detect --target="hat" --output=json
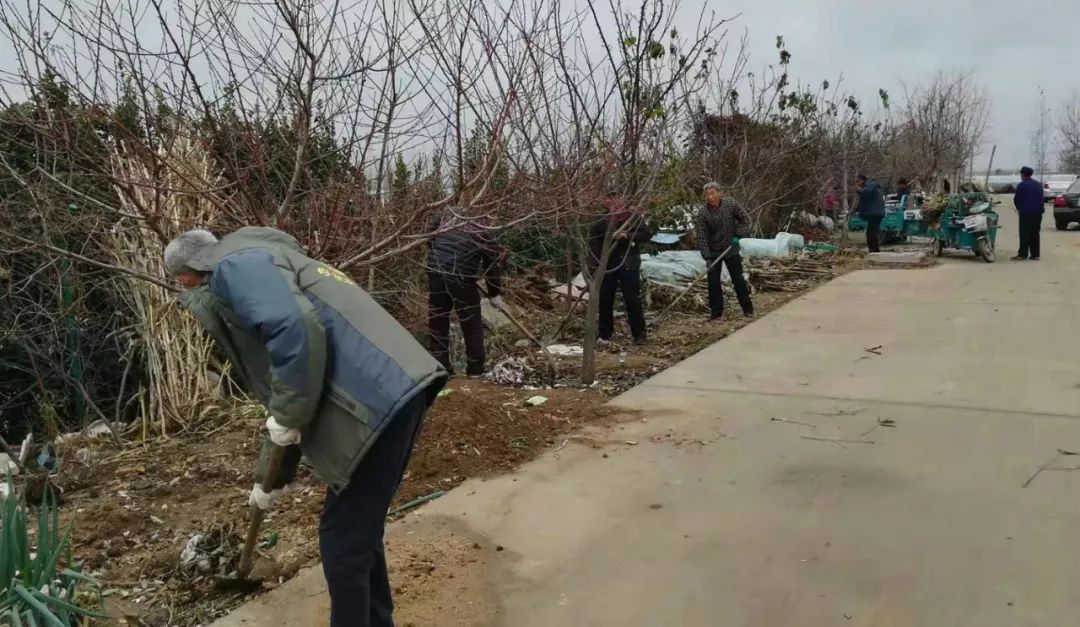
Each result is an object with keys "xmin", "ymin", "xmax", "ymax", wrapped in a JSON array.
[{"xmin": 1020, "ymin": 166, "xmax": 1034, "ymax": 176}]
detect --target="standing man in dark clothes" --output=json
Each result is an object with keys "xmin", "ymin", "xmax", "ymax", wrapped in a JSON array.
[
  {"xmin": 1013, "ymin": 166, "xmax": 1044, "ymax": 261},
  {"xmin": 588, "ymin": 198, "xmax": 651, "ymax": 344},
  {"xmin": 896, "ymin": 178, "xmax": 912, "ymax": 209},
  {"xmin": 694, "ymin": 182, "xmax": 753, "ymax": 321},
  {"xmin": 855, "ymin": 174, "xmax": 886, "ymax": 252},
  {"xmin": 426, "ymin": 192, "xmax": 506, "ymax": 377}
]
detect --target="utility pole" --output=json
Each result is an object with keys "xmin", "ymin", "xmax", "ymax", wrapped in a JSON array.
[{"xmin": 984, "ymin": 144, "xmax": 997, "ymax": 191}]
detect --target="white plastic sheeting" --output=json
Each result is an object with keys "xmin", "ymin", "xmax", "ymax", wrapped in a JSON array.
[
  {"xmin": 640, "ymin": 251, "xmax": 737, "ymax": 284},
  {"xmin": 737, "ymin": 232, "xmax": 805, "ymax": 258},
  {"xmin": 640, "ymin": 251, "xmax": 708, "ymax": 283}
]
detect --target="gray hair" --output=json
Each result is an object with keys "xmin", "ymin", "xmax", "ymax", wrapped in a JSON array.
[
  {"xmin": 164, "ymin": 229, "xmax": 218, "ymax": 276},
  {"xmin": 703, "ymin": 181, "xmax": 721, "ymax": 194}
]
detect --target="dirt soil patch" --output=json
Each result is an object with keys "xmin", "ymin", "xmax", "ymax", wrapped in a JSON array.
[
  {"xmin": 53, "ymin": 383, "xmax": 618, "ymax": 626},
  {"xmin": 40, "ymin": 248, "xmax": 875, "ymax": 626}
]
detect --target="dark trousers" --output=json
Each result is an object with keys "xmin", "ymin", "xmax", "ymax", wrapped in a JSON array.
[
  {"xmin": 706, "ymin": 254, "xmax": 753, "ymax": 318},
  {"xmin": 428, "ymin": 273, "xmax": 484, "ymax": 376},
  {"xmin": 1017, "ymin": 212, "xmax": 1042, "ymax": 259},
  {"xmin": 598, "ymin": 262, "xmax": 646, "ymax": 341},
  {"xmin": 865, "ymin": 215, "xmax": 883, "ymax": 253},
  {"xmin": 320, "ymin": 394, "xmax": 427, "ymax": 627}
]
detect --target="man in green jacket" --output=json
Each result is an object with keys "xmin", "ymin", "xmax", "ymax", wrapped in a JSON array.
[{"xmin": 164, "ymin": 227, "xmax": 447, "ymax": 627}]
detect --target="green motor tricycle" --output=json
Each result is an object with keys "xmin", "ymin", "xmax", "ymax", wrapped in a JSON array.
[{"xmin": 927, "ymin": 193, "xmax": 999, "ymax": 263}]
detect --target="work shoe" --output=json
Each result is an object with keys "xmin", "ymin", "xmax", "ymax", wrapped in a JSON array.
[
  {"xmin": 743, "ymin": 309, "xmax": 755, "ymax": 319},
  {"xmin": 632, "ymin": 336, "xmax": 648, "ymax": 346},
  {"xmin": 1010, "ymin": 255, "xmax": 1027, "ymax": 261},
  {"xmin": 1031, "ymin": 257, "xmax": 1040, "ymax": 261}
]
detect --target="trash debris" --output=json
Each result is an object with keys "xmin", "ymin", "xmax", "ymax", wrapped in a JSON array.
[
  {"xmin": 259, "ymin": 532, "xmax": 279, "ymax": 549},
  {"xmin": 544, "ymin": 344, "xmax": 583, "ymax": 357},
  {"xmin": 487, "ymin": 357, "xmax": 534, "ymax": 386},
  {"xmin": 36, "ymin": 444, "xmax": 57, "ymax": 473},
  {"xmin": 179, "ymin": 529, "xmax": 243, "ymax": 577},
  {"xmin": 549, "ymin": 274, "xmax": 589, "ymax": 302},
  {"xmin": 85, "ymin": 419, "xmax": 115, "ymax": 439},
  {"xmin": 0, "ymin": 453, "xmax": 19, "ymax": 476},
  {"xmin": 525, "ymin": 396, "xmax": 549, "ymax": 407},
  {"xmin": 179, "ymin": 534, "xmax": 205, "ymax": 568},
  {"xmin": 793, "ymin": 211, "xmax": 837, "ymax": 232},
  {"xmin": 437, "ymin": 388, "xmax": 453, "ymax": 398}
]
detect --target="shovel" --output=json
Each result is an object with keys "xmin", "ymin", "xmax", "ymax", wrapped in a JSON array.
[{"xmin": 215, "ymin": 442, "xmax": 286, "ymax": 591}]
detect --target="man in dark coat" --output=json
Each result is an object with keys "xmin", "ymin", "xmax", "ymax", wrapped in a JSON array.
[
  {"xmin": 694, "ymin": 182, "xmax": 753, "ymax": 320},
  {"xmin": 1013, "ymin": 166, "xmax": 1044, "ymax": 261},
  {"xmin": 426, "ymin": 196, "xmax": 506, "ymax": 377},
  {"xmin": 855, "ymin": 174, "xmax": 886, "ymax": 252},
  {"xmin": 165, "ymin": 227, "xmax": 447, "ymax": 627},
  {"xmin": 588, "ymin": 198, "xmax": 651, "ymax": 343}
]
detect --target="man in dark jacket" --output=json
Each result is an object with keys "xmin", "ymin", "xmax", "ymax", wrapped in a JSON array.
[
  {"xmin": 165, "ymin": 227, "xmax": 447, "ymax": 627},
  {"xmin": 426, "ymin": 197, "xmax": 505, "ymax": 377},
  {"xmin": 855, "ymin": 174, "xmax": 886, "ymax": 252},
  {"xmin": 1013, "ymin": 166, "xmax": 1044, "ymax": 260},
  {"xmin": 588, "ymin": 198, "xmax": 651, "ymax": 343},
  {"xmin": 694, "ymin": 182, "xmax": 753, "ymax": 320}
]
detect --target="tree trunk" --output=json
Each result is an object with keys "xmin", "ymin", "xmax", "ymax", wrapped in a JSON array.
[{"xmin": 580, "ymin": 219, "xmax": 618, "ymax": 385}]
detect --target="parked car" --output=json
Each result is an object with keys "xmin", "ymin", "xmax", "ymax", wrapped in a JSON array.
[
  {"xmin": 1045, "ymin": 174, "xmax": 1079, "ymax": 202},
  {"xmin": 1052, "ymin": 179, "xmax": 1080, "ymax": 230}
]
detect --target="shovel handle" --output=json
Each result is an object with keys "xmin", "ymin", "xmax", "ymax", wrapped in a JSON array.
[{"xmin": 237, "ymin": 443, "xmax": 287, "ymax": 579}]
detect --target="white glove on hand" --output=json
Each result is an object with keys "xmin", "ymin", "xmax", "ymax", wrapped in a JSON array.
[
  {"xmin": 248, "ymin": 484, "xmax": 283, "ymax": 511},
  {"xmin": 489, "ymin": 295, "xmax": 506, "ymax": 310},
  {"xmin": 265, "ymin": 416, "xmax": 301, "ymax": 447}
]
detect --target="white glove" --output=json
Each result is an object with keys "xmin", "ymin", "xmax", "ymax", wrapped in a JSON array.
[
  {"xmin": 489, "ymin": 295, "xmax": 506, "ymax": 310},
  {"xmin": 265, "ymin": 416, "xmax": 301, "ymax": 447},
  {"xmin": 248, "ymin": 484, "xmax": 283, "ymax": 510}
]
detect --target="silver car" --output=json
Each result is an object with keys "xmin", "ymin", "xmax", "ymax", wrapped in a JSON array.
[{"xmin": 1045, "ymin": 174, "xmax": 1079, "ymax": 202}]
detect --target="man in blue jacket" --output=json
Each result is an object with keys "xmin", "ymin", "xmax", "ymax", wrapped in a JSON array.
[
  {"xmin": 855, "ymin": 175, "xmax": 886, "ymax": 252},
  {"xmin": 1013, "ymin": 166, "xmax": 1044, "ymax": 260}
]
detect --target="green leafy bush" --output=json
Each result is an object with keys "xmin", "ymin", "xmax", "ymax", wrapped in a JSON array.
[{"xmin": 0, "ymin": 481, "xmax": 105, "ymax": 626}]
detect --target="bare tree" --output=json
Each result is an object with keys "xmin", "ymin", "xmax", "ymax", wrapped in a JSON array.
[
  {"xmin": 1030, "ymin": 86, "xmax": 1051, "ymax": 176},
  {"xmin": 1059, "ymin": 91, "xmax": 1080, "ymax": 173},
  {"xmin": 898, "ymin": 71, "xmax": 990, "ymax": 192}
]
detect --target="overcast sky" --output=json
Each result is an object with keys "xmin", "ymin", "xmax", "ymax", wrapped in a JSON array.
[
  {"xmin": 2, "ymin": 0, "xmax": 1076, "ymax": 172},
  {"xmin": 688, "ymin": 0, "xmax": 1079, "ymax": 171}
]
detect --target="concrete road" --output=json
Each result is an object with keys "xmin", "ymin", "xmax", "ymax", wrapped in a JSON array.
[{"xmin": 213, "ymin": 205, "xmax": 1080, "ymax": 627}]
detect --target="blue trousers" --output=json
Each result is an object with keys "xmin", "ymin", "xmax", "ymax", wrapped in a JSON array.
[{"xmin": 320, "ymin": 395, "xmax": 427, "ymax": 627}]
